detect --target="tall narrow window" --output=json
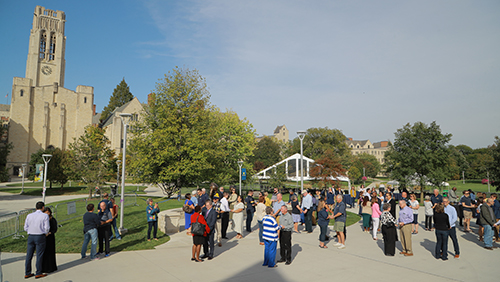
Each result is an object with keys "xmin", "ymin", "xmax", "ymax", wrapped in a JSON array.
[
  {"xmin": 84, "ymin": 97, "xmax": 87, "ymax": 103},
  {"xmin": 20, "ymin": 90, "xmax": 24, "ymax": 97},
  {"xmin": 39, "ymin": 32, "xmax": 47, "ymax": 59},
  {"xmin": 49, "ymin": 33, "xmax": 56, "ymax": 60}
]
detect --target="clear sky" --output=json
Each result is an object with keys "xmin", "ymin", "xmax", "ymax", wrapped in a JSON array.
[{"xmin": 1, "ymin": 1, "xmax": 499, "ymax": 149}]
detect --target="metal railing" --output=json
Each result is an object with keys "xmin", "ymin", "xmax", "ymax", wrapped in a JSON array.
[{"xmin": 0, "ymin": 193, "xmax": 137, "ymax": 240}]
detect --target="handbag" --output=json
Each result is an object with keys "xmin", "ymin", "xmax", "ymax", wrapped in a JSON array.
[
  {"xmin": 182, "ymin": 204, "xmax": 193, "ymax": 213},
  {"xmin": 191, "ymin": 214, "xmax": 206, "ymax": 236}
]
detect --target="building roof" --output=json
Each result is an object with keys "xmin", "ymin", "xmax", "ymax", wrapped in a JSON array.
[
  {"xmin": 346, "ymin": 140, "xmax": 369, "ymax": 147},
  {"xmin": 101, "ymin": 99, "xmax": 135, "ymax": 128},
  {"xmin": 92, "ymin": 112, "xmax": 102, "ymax": 126},
  {"xmin": 0, "ymin": 104, "xmax": 10, "ymax": 112},
  {"xmin": 274, "ymin": 125, "xmax": 286, "ymax": 134}
]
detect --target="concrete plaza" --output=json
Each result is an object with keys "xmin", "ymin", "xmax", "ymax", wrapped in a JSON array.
[{"xmin": 1, "ymin": 202, "xmax": 498, "ymax": 282}]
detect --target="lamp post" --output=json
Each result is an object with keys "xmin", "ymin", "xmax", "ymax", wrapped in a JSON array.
[
  {"xmin": 363, "ymin": 167, "xmax": 366, "ymax": 186},
  {"xmin": 238, "ymin": 160, "xmax": 243, "ymax": 195},
  {"xmin": 42, "ymin": 154, "xmax": 52, "ymax": 203},
  {"xmin": 116, "ymin": 160, "xmax": 121, "ymax": 197},
  {"xmin": 118, "ymin": 113, "xmax": 132, "ymax": 234},
  {"xmin": 297, "ymin": 130, "xmax": 306, "ymax": 193},
  {"xmin": 21, "ymin": 163, "xmax": 27, "ymax": 194}
]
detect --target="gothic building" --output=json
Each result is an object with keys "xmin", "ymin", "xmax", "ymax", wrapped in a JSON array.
[{"xmin": 8, "ymin": 6, "xmax": 94, "ymax": 175}]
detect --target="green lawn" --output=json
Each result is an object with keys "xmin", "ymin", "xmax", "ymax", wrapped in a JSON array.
[
  {"xmin": 329, "ymin": 211, "xmax": 360, "ymax": 227},
  {"xmin": 0, "ymin": 196, "xmax": 183, "ymax": 253},
  {"xmin": 446, "ymin": 179, "xmax": 497, "ymax": 194},
  {"xmin": 0, "ymin": 185, "xmax": 147, "ymax": 196}
]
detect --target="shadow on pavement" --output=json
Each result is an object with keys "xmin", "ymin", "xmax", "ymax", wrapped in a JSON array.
[
  {"xmin": 0, "ymin": 254, "xmax": 25, "ymax": 265},
  {"xmin": 420, "ymin": 238, "xmax": 435, "ymax": 255}
]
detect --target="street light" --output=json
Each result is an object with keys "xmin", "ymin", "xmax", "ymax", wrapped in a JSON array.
[
  {"xmin": 21, "ymin": 163, "xmax": 27, "ymax": 194},
  {"xmin": 238, "ymin": 160, "xmax": 243, "ymax": 195},
  {"xmin": 118, "ymin": 113, "xmax": 132, "ymax": 234},
  {"xmin": 42, "ymin": 154, "xmax": 52, "ymax": 203},
  {"xmin": 116, "ymin": 160, "xmax": 122, "ymax": 197},
  {"xmin": 297, "ymin": 130, "xmax": 306, "ymax": 193}
]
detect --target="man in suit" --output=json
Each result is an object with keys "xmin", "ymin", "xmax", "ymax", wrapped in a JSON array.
[
  {"xmin": 384, "ymin": 192, "xmax": 397, "ymax": 219},
  {"xmin": 202, "ymin": 200, "xmax": 217, "ymax": 260}
]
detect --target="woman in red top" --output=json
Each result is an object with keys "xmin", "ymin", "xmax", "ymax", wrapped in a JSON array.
[{"xmin": 191, "ymin": 206, "xmax": 210, "ymax": 262}]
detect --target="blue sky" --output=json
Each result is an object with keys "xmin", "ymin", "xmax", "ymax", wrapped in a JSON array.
[{"xmin": 1, "ymin": 1, "xmax": 499, "ymax": 149}]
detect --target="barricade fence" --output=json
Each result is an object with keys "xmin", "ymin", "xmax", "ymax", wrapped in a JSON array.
[{"xmin": 0, "ymin": 193, "xmax": 137, "ymax": 240}]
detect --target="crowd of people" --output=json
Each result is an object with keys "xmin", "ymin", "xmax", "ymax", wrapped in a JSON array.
[
  {"xmin": 181, "ymin": 184, "xmax": 500, "ymax": 267},
  {"xmin": 22, "ymin": 184, "xmax": 500, "ymax": 278}
]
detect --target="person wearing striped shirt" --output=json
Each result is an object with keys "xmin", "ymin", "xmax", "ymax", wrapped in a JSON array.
[{"xmin": 262, "ymin": 206, "xmax": 281, "ymax": 268}]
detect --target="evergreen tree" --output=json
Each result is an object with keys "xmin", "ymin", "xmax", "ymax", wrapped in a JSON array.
[{"xmin": 100, "ymin": 78, "xmax": 134, "ymax": 123}]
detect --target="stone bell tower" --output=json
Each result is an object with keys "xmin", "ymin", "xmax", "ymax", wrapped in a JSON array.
[
  {"xmin": 25, "ymin": 6, "xmax": 66, "ymax": 87},
  {"xmin": 8, "ymin": 6, "xmax": 94, "ymax": 176}
]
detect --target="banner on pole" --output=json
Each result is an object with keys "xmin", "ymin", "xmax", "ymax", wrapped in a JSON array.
[{"xmin": 241, "ymin": 168, "xmax": 247, "ymax": 181}]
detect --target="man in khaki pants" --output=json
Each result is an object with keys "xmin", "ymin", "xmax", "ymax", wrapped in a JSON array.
[{"xmin": 398, "ymin": 200, "xmax": 414, "ymax": 256}]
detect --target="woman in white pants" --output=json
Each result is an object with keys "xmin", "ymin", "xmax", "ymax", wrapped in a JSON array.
[{"xmin": 371, "ymin": 197, "xmax": 382, "ymax": 240}]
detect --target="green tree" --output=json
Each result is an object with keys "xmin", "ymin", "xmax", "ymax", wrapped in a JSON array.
[
  {"xmin": 309, "ymin": 149, "xmax": 347, "ymax": 189},
  {"xmin": 28, "ymin": 147, "xmax": 70, "ymax": 188},
  {"xmin": 205, "ymin": 109, "xmax": 256, "ymax": 185},
  {"xmin": 384, "ymin": 121, "xmax": 452, "ymax": 203},
  {"xmin": 490, "ymin": 137, "xmax": 500, "ymax": 191},
  {"xmin": 250, "ymin": 136, "xmax": 281, "ymax": 171},
  {"xmin": 128, "ymin": 67, "xmax": 212, "ymax": 197},
  {"xmin": 268, "ymin": 164, "xmax": 287, "ymax": 189},
  {"xmin": 288, "ymin": 127, "xmax": 349, "ymax": 160},
  {"xmin": 0, "ymin": 125, "xmax": 13, "ymax": 182},
  {"xmin": 352, "ymin": 153, "xmax": 381, "ymax": 179},
  {"xmin": 100, "ymin": 78, "xmax": 134, "ymax": 123},
  {"xmin": 348, "ymin": 166, "xmax": 361, "ymax": 184},
  {"xmin": 67, "ymin": 126, "xmax": 115, "ymax": 197},
  {"xmin": 448, "ymin": 145, "xmax": 469, "ymax": 180}
]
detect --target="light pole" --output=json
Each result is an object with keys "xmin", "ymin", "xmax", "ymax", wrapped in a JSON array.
[
  {"xmin": 21, "ymin": 163, "xmax": 27, "ymax": 194},
  {"xmin": 238, "ymin": 160, "xmax": 243, "ymax": 195},
  {"xmin": 116, "ymin": 160, "xmax": 121, "ymax": 197},
  {"xmin": 363, "ymin": 167, "xmax": 366, "ymax": 186},
  {"xmin": 118, "ymin": 113, "xmax": 132, "ymax": 234},
  {"xmin": 42, "ymin": 154, "xmax": 52, "ymax": 203},
  {"xmin": 297, "ymin": 130, "xmax": 306, "ymax": 193}
]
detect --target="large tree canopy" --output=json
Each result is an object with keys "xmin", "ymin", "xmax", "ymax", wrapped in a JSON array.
[
  {"xmin": 100, "ymin": 78, "xmax": 134, "ymax": 123},
  {"xmin": 385, "ymin": 121, "xmax": 452, "ymax": 201},
  {"xmin": 288, "ymin": 127, "xmax": 349, "ymax": 160},
  {"xmin": 250, "ymin": 136, "xmax": 281, "ymax": 171},
  {"xmin": 128, "ymin": 67, "xmax": 255, "ymax": 196}
]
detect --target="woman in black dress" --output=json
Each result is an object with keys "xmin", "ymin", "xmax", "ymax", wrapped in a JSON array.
[
  {"xmin": 381, "ymin": 203, "xmax": 397, "ymax": 256},
  {"xmin": 42, "ymin": 207, "xmax": 58, "ymax": 273}
]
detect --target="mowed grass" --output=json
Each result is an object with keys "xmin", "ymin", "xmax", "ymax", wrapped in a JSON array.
[
  {"xmin": 0, "ymin": 185, "xmax": 147, "ymax": 196},
  {"xmin": 0, "ymin": 196, "xmax": 183, "ymax": 253},
  {"xmin": 446, "ymin": 179, "xmax": 497, "ymax": 194}
]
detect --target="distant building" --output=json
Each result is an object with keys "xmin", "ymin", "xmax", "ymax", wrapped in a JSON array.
[
  {"xmin": 7, "ymin": 6, "xmax": 94, "ymax": 176},
  {"xmin": 346, "ymin": 138, "xmax": 389, "ymax": 164},
  {"xmin": 256, "ymin": 124, "xmax": 289, "ymax": 143},
  {"xmin": 100, "ymin": 97, "xmax": 144, "ymax": 156},
  {"xmin": 273, "ymin": 125, "xmax": 289, "ymax": 143}
]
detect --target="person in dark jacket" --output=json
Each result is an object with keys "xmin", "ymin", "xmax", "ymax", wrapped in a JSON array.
[
  {"xmin": 81, "ymin": 204, "xmax": 101, "ymax": 260},
  {"xmin": 433, "ymin": 203, "xmax": 450, "ymax": 260},
  {"xmin": 97, "ymin": 202, "xmax": 114, "ymax": 257},
  {"xmin": 201, "ymin": 201, "xmax": 217, "ymax": 260},
  {"xmin": 481, "ymin": 198, "xmax": 498, "ymax": 250},
  {"xmin": 42, "ymin": 207, "xmax": 58, "ymax": 273}
]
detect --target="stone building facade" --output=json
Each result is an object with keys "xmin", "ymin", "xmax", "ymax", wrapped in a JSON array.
[
  {"xmin": 7, "ymin": 6, "xmax": 94, "ymax": 175},
  {"xmin": 273, "ymin": 125, "xmax": 289, "ymax": 143},
  {"xmin": 101, "ymin": 97, "xmax": 144, "ymax": 156},
  {"xmin": 346, "ymin": 138, "xmax": 389, "ymax": 164}
]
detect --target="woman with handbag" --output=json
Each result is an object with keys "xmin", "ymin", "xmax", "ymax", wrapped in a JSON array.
[
  {"xmin": 381, "ymin": 203, "xmax": 397, "ymax": 256},
  {"xmin": 184, "ymin": 193, "xmax": 195, "ymax": 235},
  {"xmin": 191, "ymin": 206, "xmax": 210, "ymax": 262}
]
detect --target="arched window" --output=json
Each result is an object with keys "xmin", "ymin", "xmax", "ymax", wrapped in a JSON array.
[
  {"xmin": 20, "ymin": 90, "xmax": 24, "ymax": 97},
  {"xmin": 39, "ymin": 31, "xmax": 47, "ymax": 59},
  {"xmin": 357, "ymin": 145, "xmax": 359, "ymax": 148},
  {"xmin": 49, "ymin": 33, "xmax": 56, "ymax": 60}
]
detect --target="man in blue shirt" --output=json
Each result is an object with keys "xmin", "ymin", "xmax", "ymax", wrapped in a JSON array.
[
  {"xmin": 273, "ymin": 193, "xmax": 285, "ymax": 224},
  {"xmin": 333, "ymin": 195, "xmax": 346, "ymax": 249},
  {"xmin": 490, "ymin": 193, "xmax": 500, "ymax": 242},
  {"xmin": 301, "ymin": 190, "xmax": 313, "ymax": 233},
  {"xmin": 460, "ymin": 190, "xmax": 475, "ymax": 232},
  {"xmin": 443, "ymin": 197, "xmax": 460, "ymax": 258},
  {"xmin": 81, "ymin": 203, "xmax": 101, "ymax": 260},
  {"xmin": 431, "ymin": 189, "xmax": 443, "ymax": 209},
  {"xmin": 398, "ymin": 200, "xmax": 414, "ymax": 256}
]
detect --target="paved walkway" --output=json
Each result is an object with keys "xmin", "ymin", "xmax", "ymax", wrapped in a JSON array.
[{"xmin": 1, "ymin": 204, "xmax": 498, "ymax": 282}]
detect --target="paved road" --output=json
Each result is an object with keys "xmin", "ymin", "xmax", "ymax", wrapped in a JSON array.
[{"xmin": 1, "ymin": 204, "xmax": 498, "ymax": 282}]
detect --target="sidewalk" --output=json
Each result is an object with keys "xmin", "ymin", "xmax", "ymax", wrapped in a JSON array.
[{"xmin": 1, "ymin": 206, "xmax": 497, "ymax": 282}]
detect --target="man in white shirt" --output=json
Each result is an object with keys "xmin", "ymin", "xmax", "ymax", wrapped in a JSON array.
[
  {"xmin": 220, "ymin": 192, "xmax": 230, "ymax": 239},
  {"xmin": 24, "ymin": 201, "xmax": 50, "ymax": 279},
  {"xmin": 301, "ymin": 190, "xmax": 313, "ymax": 233}
]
